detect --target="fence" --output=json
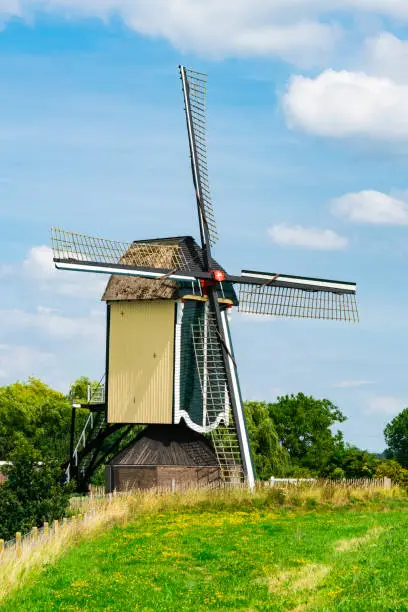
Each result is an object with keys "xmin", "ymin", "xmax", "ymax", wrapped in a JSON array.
[
  {"xmin": 0, "ymin": 510, "xmax": 96, "ymax": 564},
  {"xmin": 269, "ymin": 477, "xmax": 393, "ymax": 489}
]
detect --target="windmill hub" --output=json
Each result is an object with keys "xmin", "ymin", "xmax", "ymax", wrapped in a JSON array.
[{"xmin": 212, "ymin": 270, "xmax": 226, "ymax": 282}]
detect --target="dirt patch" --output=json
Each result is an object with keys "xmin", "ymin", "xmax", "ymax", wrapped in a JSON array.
[
  {"xmin": 268, "ymin": 564, "xmax": 330, "ymax": 593},
  {"xmin": 335, "ymin": 527, "xmax": 384, "ymax": 552}
]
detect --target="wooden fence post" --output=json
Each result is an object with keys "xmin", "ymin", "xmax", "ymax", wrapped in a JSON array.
[
  {"xmin": 16, "ymin": 532, "xmax": 22, "ymax": 558},
  {"xmin": 0, "ymin": 539, "xmax": 4, "ymax": 558},
  {"xmin": 54, "ymin": 520, "xmax": 59, "ymax": 536},
  {"xmin": 44, "ymin": 521, "xmax": 49, "ymax": 536},
  {"xmin": 32, "ymin": 526, "xmax": 38, "ymax": 541}
]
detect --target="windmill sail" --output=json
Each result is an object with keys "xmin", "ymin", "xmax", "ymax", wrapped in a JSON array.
[
  {"xmin": 238, "ymin": 270, "xmax": 358, "ymax": 322},
  {"xmin": 50, "ymin": 228, "xmax": 196, "ymax": 281},
  {"xmin": 211, "ymin": 412, "xmax": 245, "ymax": 484},
  {"xmin": 191, "ymin": 306, "xmax": 246, "ymax": 483},
  {"xmin": 191, "ymin": 306, "xmax": 231, "ymax": 430},
  {"xmin": 180, "ymin": 66, "xmax": 218, "ymax": 248}
]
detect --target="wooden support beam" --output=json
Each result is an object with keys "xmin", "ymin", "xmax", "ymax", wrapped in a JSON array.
[
  {"xmin": 182, "ymin": 295, "xmax": 233, "ymax": 306},
  {"xmin": 182, "ymin": 294, "xmax": 208, "ymax": 302}
]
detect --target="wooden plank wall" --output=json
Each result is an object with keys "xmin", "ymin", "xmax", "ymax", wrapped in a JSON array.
[{"xmin": 107, "ymin": 301, "xmax": 175, "ymax": 424}]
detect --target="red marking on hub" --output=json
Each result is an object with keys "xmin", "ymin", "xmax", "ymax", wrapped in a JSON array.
[{"xmin": 211, "ymin": 270, "xmax": 225, "ymax": 282}]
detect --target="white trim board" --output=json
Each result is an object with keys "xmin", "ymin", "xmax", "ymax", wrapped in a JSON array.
[
  {"xmin": 221, "ymin": 310, "xmax": 255, "ymax": 489},
  {"xmin": 241, "ymin": 272, "xmax": 356, "ymax": 293},
  {"xmin": 55, "ymin": 262, "xmax": 196, "ymax": 282}
]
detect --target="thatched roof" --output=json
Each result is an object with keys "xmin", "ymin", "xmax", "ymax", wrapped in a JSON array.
[
  {"xmin": 109, "ymin": 424, "xmax": 219, "ymax": 467},
  {"xmin": 102, "ymin": 236, "xmax": 223, "ymax": 302},
  {"xmin": 102, "ymin": 276, "xmax": 178, "ymax": 301}
]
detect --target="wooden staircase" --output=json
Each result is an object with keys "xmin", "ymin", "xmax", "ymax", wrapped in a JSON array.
[{"xmin": 65, "ymin": 381, "xmax": 135, "ymax": 492}]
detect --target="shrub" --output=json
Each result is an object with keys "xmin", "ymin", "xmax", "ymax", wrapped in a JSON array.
[{"xmin": 375, "ymin": 459, "xmax": 408, "ymax": 490}]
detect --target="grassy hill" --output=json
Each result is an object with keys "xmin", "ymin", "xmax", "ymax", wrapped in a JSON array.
[{"xmin": 2, "ymin": 487, "xmax": 408, "ymax": 611}]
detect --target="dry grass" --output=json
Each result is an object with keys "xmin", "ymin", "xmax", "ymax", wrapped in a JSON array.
[
  {"xmin": 335, "ymin": 526, "xmax": 385, "ymax": 552},
  {"xmin": 268, "ymin": 564, "xmax": 330, "ymax": 593},
  {"xmin": 70, "ymin": 481, "xmax": 404, "ymax": 528}
]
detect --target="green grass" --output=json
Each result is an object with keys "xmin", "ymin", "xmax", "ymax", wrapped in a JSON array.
[{"xmin": 3, "ymin": 494, "xmax": 408, "ymax": 611}]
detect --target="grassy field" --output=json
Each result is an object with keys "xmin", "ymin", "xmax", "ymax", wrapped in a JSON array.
[{"xmin": 2, "ymin": 488, "xmax": 408, "ymax": 611}]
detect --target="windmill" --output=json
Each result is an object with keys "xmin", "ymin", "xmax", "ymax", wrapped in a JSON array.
[{"xmin": 51, "ymin": 67, "xmax": 358, "ymax": 491}]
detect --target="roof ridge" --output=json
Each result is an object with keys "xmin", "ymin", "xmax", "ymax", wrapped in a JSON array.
[
  {"xmin": 131, "ymin": 235, "xmax": 197, "ymax": 245},
  {"xmin": 108, "ymin": 425, "xmax": 218, "ymax": 467}
]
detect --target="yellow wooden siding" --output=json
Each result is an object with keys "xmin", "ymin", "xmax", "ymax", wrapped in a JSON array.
[{"xmin": 107, "ymin": 301, "xmax": 175, "ymax": 424}]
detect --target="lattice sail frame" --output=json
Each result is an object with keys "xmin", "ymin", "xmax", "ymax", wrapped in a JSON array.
[
  {"xmin": 50, "ymin": 227, "xmax": 189, "ymax": 271},
  {"xmin": 180, "ymin": 67, "xmax": 218, "ymax": 246},
  {"xmin": 191, "ymin": 309, "xmax": 244, "ymax": 482},
  {"xmin": 238, "ymin": 284, "xmax": 359, "ymax": 322},
  {"xmin": 191, "ymin": 310, "xmax": 230, "ymax": 429}
]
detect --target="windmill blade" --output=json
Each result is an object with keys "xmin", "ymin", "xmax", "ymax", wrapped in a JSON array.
[
  {"xmin": 191, "ymin": 295, "xmax": 255, "ymax": 486},
  {"xmin": 191, "ymin": 306, "xmax": 231, "ymax": 430},
  {"xmin": 180, "ymin": 66, "xmax": 218, "ymax": 248},
  {"xmin": 238, "ymin": 270, "xmax": 358, "ymax": 322},
  {"xmin": 191, "ymin": 306, "xmax": 244, "ymax": 482},
  {"xmin": 50, "ymin": 227, "xmax": 198, "ymax": 282}
]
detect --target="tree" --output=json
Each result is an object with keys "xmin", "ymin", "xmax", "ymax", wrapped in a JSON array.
[
  {"xmin": 0, "ymin": 441, "xmax": 73, "ymax": 540},
  {"xmin": 0, "ymin": 378, "xmax": 70, "ymax": 461},
  {"xmin": 338, "ymin": 446, "xmax": 377, "ymax": 478},
  {"xmin": 69, "ymin": 375, "xmax": 100, "ymax": 404},
  {"xmin": 244, "ymin": 402, "xmax": 289, "ymax": 479},
  {"xmin": 0, "ymin": 378, "xmax": 88, "ymax": 463},
  {"xmin": 267, "ymin": 393, "xmax": 346, "ymax": 476},
  {"xmin": 384, "ymin": 408, "xmax": 408, "ymax": 469}
]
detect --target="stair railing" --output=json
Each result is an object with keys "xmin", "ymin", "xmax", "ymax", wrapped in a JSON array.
[{"xmin": 65, "ymin": 375, "xmax": 106, "ymax": 483}]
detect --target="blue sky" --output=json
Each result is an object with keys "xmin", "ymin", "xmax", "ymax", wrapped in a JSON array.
[{"xmin": 2, "ymin": 2, "xmax": 408, "ymax": 452}]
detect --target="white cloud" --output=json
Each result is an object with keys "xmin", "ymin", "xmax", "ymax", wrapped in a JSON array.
[
  {"xmin": 0, "ymin": 263, "xmax": 13, "ymax": 278},
  {"xmin": 283, "ymin": 69, "xmax": 408, "ymax": 141},
  {"xmin": 333, "ymin": 380, "xmax": 375, "ymax": 388},
  {"xmin": 0, "ymin": 306, "xmax": 105, "ymax": 341},
  {"xmin": 331, "ymin": 190, "xmax": 408, "ymax": 225},
  {"xmin": 22, "ymin": 245, "xmax": 106, "ymax": 298},
  {"xmin": 0, "ymin": 0, "xmax": 22, "ymax": 19},
  {"xmin": 345, "ymin": 0, "xmax": 408, "ymax": 20},
  {"xmin": 0, "ymin": 246, "xmax": 107, "ymax": 388},
  {"xmin": 268, "ymin": 223, "xmax": 348, "ymax": 250},
  {"xmin": 0, "ymin": 1, "xmax": 342, "ymax": 66},
  {"xmin": 23, "ymin": 245, "xmax": 56, "ymax": 280},
  {"xmin": 366, "ymin": 395, "xmax": 406, "ymax": 415},
  {"xmin": 365, "ymin": 33, "xmax": 408, "ymax": 84},
  {"xmin": 0, "ymin": 344, "xmax": 54, "ymax": 382},
  {"xmin": 5, "ymin": 0, "xmax": 408, "ymax": 67}
]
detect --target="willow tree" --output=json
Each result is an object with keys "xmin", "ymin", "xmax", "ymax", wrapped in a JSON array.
[{"xmin": 244, "ymin": 401, "xmax": 289, "ymax": 479}]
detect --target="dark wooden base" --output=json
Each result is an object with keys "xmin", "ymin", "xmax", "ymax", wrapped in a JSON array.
[
  {"xmin": 105, "ymin": 423, "xmax": 221, "ymax": 492},
  {"xmin": 105, "ymin": 465, "xmax": 220, "ymax": 492}
]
